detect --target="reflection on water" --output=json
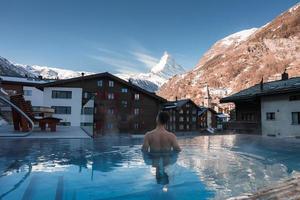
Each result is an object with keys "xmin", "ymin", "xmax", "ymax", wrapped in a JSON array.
[
  {"xmin": 0, "ymin": 135, "xmax": 300, "ymax": 200},
  {"xmin": 142, "ymin": 152, "xmax": 178, "ymax": 185}
]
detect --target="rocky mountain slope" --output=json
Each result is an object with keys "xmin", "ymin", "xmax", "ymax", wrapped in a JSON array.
[{"xmin": 158, "ymin": 2, "xmax": 300, "ymax": 106}]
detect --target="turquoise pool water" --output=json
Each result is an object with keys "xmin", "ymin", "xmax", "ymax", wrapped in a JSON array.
[{"xmin": 0, "ymin": 135, "xmax": 300, "ymax": 200}]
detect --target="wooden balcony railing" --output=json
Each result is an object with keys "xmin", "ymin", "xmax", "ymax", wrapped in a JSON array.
[{"xmin": 223, "ymin": 121, "xmax": 261, "ymax": 134}]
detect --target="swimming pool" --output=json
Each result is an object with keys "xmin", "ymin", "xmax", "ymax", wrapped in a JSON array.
[{"xmin": 0, "ymin": 134, "xmax": 300, "ymax": 200}]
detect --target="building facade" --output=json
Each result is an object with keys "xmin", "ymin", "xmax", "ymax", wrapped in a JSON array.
[
  {"xmin": 261, "ymin": 94, "xmax": 300, "ymax": 137},
  {"xmin": 39, "ymin": 72, "xmax": 166, "ymax": 135},
  {"xmin": 163, "ymin": 99, "xmax": 200, "ymax": 132},
  {"xmin": 198, "ymin": 107, "xmax": 217, "ymax": 129},
  {"xmin": 221, "ymin": 72, "xmax": 300, "ymax": 137}
]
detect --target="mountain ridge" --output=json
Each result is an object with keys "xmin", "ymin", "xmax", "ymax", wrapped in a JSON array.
[
  {"xmin": 158, "ymin": 2, "xmax": 300, "ymax": 107},
  {"xmin": 0, "ymin": 52, "xmax": 185, "ymax": 92}
]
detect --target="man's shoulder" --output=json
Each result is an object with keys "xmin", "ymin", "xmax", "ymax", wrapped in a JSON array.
[
  {"xmin": 166, "ymin": 131, "xmax": 177, "ymax": 138},
  {"xmin": 144, "ymin": 130, "xmax": 154, "ymax": 137}
]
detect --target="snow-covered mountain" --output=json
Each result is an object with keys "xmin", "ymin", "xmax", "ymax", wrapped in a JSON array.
[
  {"xmin": 0, "ymin": 56, "xmax": 93, "ymax": 79},
  {"xmin": 118, "ymin": 52, "xmax": 185, "ymax": 92},
  {"xmin": 0, "ymin": 56, "xmax": 35, "ymax": 77},
  {"xmin": 18, "ymin": 64, "xmax": 93, "ymax": 79},
  {"xmin": 0, "ymin": 51, "xmax": 185, "ymax": 92}
]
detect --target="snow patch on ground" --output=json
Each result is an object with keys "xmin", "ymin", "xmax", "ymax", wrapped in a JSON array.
[{"xmin": 220, "ymin": 28, "xmax": 258, "ymax": 46}]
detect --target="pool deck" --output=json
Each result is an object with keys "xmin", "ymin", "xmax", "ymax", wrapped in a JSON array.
[
  {"xmin": 0, "ymin": 125, "xmax": 91, "ymax": 139},
  {"xmin": 229, "ymin": 173, "xmax": 300, "ymax": 200}
]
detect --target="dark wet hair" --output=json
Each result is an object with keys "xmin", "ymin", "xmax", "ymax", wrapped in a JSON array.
[{"xmin": 157, "ymin": 111, "xmax": 170, "ymax": 125}]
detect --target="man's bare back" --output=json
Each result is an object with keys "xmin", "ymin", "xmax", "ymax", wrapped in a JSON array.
[{"xmin": 142, "ymin": 128, "xmax": 181, "ymax": 152}]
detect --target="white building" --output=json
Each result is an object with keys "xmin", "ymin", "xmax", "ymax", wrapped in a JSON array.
[
  {"xmin": 221, "ymin": 72, "xmax": 300, "ymax": 138},
  {"xmin": 43, "ymin": 87, "xmax": 83, "ymax": 126},
  {"xmin": 261, "ymin": 94, "xmax": 300, "ymax": 137},
  {"xmin": 0, "ymin": 76, "xmax": 90, "ymax": 127}
]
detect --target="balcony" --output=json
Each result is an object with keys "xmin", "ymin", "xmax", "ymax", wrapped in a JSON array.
[{"xmin": 223, "ymin": 121, "xmax": 261, "ymax": 134}]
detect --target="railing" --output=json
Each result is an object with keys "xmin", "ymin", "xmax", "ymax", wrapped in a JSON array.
[
  {"xmin": 223, "ymin": 121, "xmax": 261, "ymax": 134},
  {"xmin": 0, "ymin": 89, "xmax": 35, "ymax": 137}
]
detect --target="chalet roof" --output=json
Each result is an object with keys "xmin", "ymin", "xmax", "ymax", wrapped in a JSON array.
[
  {"xmin": 38, "ymin": 72, "xmax": 166, "ymax": 102},
  {"xmin": 0, "ymin": 76, "xmax": 50, "ymax": 86},
  {"xmin": 163, "ymin": 99, "xmax": 198, "ymax": 110},
  {"xmin": 198, "ymin": 106, "xmax": 217, "ymax": 116},
  {"xmin": 220, "ymin": 77, "xmax": 300, "ymax": 103}
]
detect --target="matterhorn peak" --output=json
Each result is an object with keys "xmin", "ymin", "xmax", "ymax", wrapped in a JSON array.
[{"xmin": 150, "ymin": 51, "xmax": 185, "ymax": 78}]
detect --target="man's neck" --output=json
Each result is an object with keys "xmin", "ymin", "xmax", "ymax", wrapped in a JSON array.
[{"xmin": 156, "ymin": 124, "xmax": 166, "ymax": 131}]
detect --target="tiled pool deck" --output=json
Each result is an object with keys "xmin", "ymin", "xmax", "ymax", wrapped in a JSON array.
[
  {"xmin": 229, "ymin": 173, "xmax": 300, "ymax": 200},
  {"xmin": 0, "ymin": 125, "xmax": 91, "ymax": 138}
]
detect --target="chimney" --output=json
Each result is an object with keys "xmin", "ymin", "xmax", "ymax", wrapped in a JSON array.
[
  {"xmin": 175, "ymin": 96, "xmax": 178, "ymax": 102},
  {"xmin": 81, "ymin": 72, "xmax": 85, "ymax": 77},
  {"xmin": 281, "ymin": 69, "xmax": 289, "ymax": 80},
  {"xmin": 260, "ymin": 77, "xmax": 264, "ymax": 91},
  {"xmin": 38, "ymin": 75, "xmax": 43, "ymax": 80}
]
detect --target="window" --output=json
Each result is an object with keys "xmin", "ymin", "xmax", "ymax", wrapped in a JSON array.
[
  {"xmin": 52, "ymin": 106, "xmax": 71, "ymax": 114},
  {"xmin": 290, "ymin": 95, "xmax": 300, "ymax": 101},
  {"xmin": 179, "ymin": 124, "xmax": 184, "ymax": 130},
  {"xmin": 134, "ymin": 108, "xmax": 140, "ymax": 115},
  {"xmin": 23, "ymin": 90, "xmax": 32, "ymax": 96},
  {"xmin": 186, "ymin": 117, "xmax": 190, "ymax": 122},
  {"xmin": 108, "ymin": 93, "xmax": 114, "ymax": 100},
  {"xmin": 109, "ymin": 80, "xmax": 114, "ymax": 87},
  {"xmin": 97, "ymin": 80, "xmax": 103, "ymax": 87},
  {"xmin": 121, "ymin": 88, "xmax": 128, "ymax": 93},
  {"xmin": 266, "ymin": 112, "xmax": 275, "ymax": 120},
  {"xmin": 52, "ymin": 90, "xmax": 72, "ymax": 99},
  {"xmin": 108, "ymin": 108, "xmax": 114, "ymax": 115},
  {"xmin": 84, "ymin": 92, "xmax": 94, "ymax": 99},
  {"xmin": 186, "ymin": 103, "xmax": 190, "ymax": 108},
  {"xmin": 187, "ymin": 110, "xmax": 190, "ymax": 114},
  {"xmin": 192, "ymin": 116, "xmax": 197, "ymax": 122},
  {"xmin": 241, "ymin": 113, "xmax": 254, "ymax": 121},
  {"xmin": 179, "ymin": 109, "xmax": 183, "ymax": 114},
  {"xmin": 292, "ymin": 112, "xmax": 300, "ymax": 125},
  {"xmin": 186, "ymin": 124, "xmax": 190, "ymax": 130},
  {"xmin": 192, "ymin": 109, "xmax": 197, "ymax": 114},
  {"xmin": 107, "ymin": 123, "xmax": 113, "ymax": 129},
  {"xmin": 134, "ymin": 94, "xmax": 140, "ymax": 100},
  {"xmin": 59, "ymin": 122, "xmax": 71, "ymax": 126},
  {"xmin": 121, "ymin": 100, "xmax": 128, "ymax": 108},
  {"xmin": 179, "ymin": 117, "xmax": 184, "ymax": 122},
  {"xmin": 134, "ymin": 123, "xmax": 139, "ymax": 129},
  {"xmin": 82, "ymin": 107, "xmax": 94, "ymax": 115}
]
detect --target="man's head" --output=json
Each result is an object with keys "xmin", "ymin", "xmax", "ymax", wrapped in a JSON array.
[{"xmin": 157, "ymin": 111, "xmax": 170, "ymax": 126}]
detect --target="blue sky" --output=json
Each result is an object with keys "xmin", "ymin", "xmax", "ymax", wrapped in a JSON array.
[{"xmin": 0, "ymin": 0, "xmax": 299, "ymax": 74}]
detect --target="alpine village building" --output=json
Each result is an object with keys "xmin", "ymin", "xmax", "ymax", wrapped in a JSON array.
[
  {"xmin": 38, "ymin": 72, "xmax": 166, "ymax": 136},
  {"xmin": 220, "ymin": 71, "xmax": 300, "ymax": 137},
  {"xmin": 163, "ymin": 99, "xmax": 200, "ymax": 132},
  {"xmin": 1, "ymin": 73, "xmax": 218, "ymax": 136}
]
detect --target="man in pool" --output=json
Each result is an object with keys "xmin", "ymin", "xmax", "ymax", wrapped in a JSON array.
[{"xmin": 142, "ymin": 111, "xmax": 181, "ymax": 153}]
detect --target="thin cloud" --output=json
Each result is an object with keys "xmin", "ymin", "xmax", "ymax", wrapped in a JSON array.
[
  {"xmin": 88, "ymin": 55, "xmax": 142, "ymax": 74},
  {"xmin": 131, "ymin": 52, "xmax": 159, "ymax": 69},
  {"xmin": 88, "ymin": 44, "xmax": 159, "ymax": 74}
]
